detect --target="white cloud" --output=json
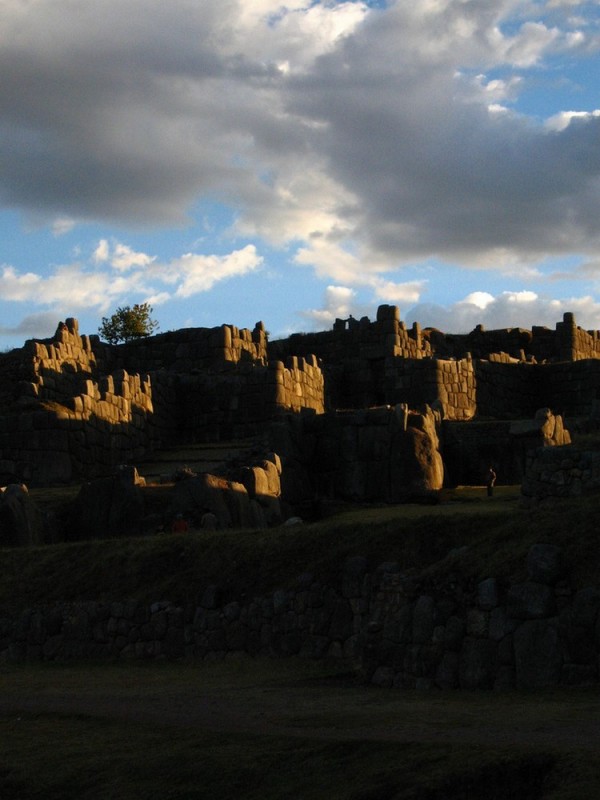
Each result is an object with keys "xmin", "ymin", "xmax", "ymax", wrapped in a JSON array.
[
  {"xmin": 173, "ymin": 245, "xmax": 263, "ymax": 298},
  {"xmin": 0, "ymin": 266, "xmax": 41, "ymax": 301},
  {"xmin": 110, "ymin": 243, "xmax": 156, "ymax": 271},
  {"xmin": 51, "ymin": 217, "xmax": 76, "ymax": 237},
  {"xmin": 461, "ymin": 291, "xmax": 495, "ymax": 310},
  {"xmin": 371, "ymin": 278, "xmax": 426, "ymax": 305},
  {"xmin": 299, "ymin": 285, "xmax": 359, "ymax": 327},
  {"xmin": 545, "ymin": 108, "xmax": 600, "ymax": 131},
  {"xmin": 1, "ymin": 0, "xmax": 600, "ymax": 295},
  {"xmin": 405, "ymin": 289, "xmax": 600, "ymax": 333},
  {"xmin": 0, "ymin": 311, "xmax": 58, "ymax": 339},
  {"xmin": 0, "ymin": 242, "xmax": 263, "ymax": 313}
]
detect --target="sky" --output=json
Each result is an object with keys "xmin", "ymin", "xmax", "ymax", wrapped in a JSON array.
[{"xmin": 2, "ymin": 0, "xmax": 600, "ymax": 348}]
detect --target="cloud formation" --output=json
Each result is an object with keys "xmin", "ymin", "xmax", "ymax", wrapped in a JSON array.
[
  {"xmin": 2, "ymin": 2, "xmax": 599, "ymax": 268},
  {"xmin": 0, "ymin": 241, "xmax": 262, "ymax": 314},
  {"xmin": 405, "ymin": 289, "xmax": 600, "ymax": 334},
  {"xmin": 1, "ymin": 0, "xmax": 600, "ymax": 342}
]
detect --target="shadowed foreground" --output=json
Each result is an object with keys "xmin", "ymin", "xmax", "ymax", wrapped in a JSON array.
[{"xmin": 1, "ymin": 658, "xmax": 599, "ymax": 799}]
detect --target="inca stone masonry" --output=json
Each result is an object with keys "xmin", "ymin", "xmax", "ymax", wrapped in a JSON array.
[{"xmin": 0, "ymin": 306, "xmax": 594, "ymax": 502}]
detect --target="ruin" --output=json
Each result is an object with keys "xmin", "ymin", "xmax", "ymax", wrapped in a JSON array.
[
  {"xmin": 2, "ymin": 308, "xmax": 600, "ymax": 691},
  {"xmin": 0, "ymin": 307, "xmax": 596, "ymax": 518}
]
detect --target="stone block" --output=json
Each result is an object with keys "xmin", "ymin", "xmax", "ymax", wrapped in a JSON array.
[
  {"xmin": 527, "ymin": 543, "xmax": 564, "ymax": 584},
  {"xmin": 478, "ymin": 578, "xmax": 498, "ymax": 610},
  {"xmin": 412, "ymin": 595, "xmax": 435, "ymax": 643},
  {"xmin": 507, "ymin": 581, "xmax": 555, "ymax": 620},
  {"xmin": 513, "ymin": 618, "xmax": 562, "ymax": 689},
  {"xmin": 459, "ymin": 637, "xmax": 497, "ymax": 690},
  {"xmin": 435, "ymin": 651, "xmax": 459, "ymax": 689}
]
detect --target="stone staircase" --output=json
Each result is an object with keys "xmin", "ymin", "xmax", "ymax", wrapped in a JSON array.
[{"xmin": 134, "ymin": 438, "xmax": 260, "ymax": 484}]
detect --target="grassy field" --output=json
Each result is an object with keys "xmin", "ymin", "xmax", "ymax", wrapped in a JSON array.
[
  {"xmin": 2, "ymin": 485, "xmax": 600, "ymax": 613},
  {"xmin": 2, "ymin": 487, "xmax": 600, "ymax": 798},
  {"xmin": 1, "ymin": 658, "xmax": 600, "ymax": 799}
]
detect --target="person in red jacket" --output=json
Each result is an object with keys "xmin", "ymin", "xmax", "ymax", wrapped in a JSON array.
[{"xmin": 171, "ymin": 513, "xmax": 189, "ymax": 533}]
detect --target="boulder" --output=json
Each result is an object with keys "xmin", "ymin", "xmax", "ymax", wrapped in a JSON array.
[
  {"xmin": 459, "ymin": 638, "xmax": 497, "ymax": 690},
  {"xmin": 0, "ymin": 484, "xmax": 45, "ymax": 546},
  {"xmin": 172, "ymin": 473, "xmax": 237, "ymax": 529},
  {"xmin": 506, "ymin": 581, "xmax": 556, "ymax": 619},
  {"xmin": 514, "ymin": 618, "xmax": 562, "ymax": 689},
  {"xmin": 71, "ymin": 467, "xmax": 145, "ymax": 539},
  {"xmin": 526, "ymin": 543, "xmax": 564, "ymax": 585}
]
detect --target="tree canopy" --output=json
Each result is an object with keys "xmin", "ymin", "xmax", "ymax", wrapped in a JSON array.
[{"xmin": 98, "ymin": 303, "xmax": 159, "ymax": 345}]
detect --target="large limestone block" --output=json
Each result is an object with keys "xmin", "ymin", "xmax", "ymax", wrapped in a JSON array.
[
  {"xmin": 506, "ymin": 581, "xmax": 556, "ymax": 619},
  {"xmin": 0, "ymin": 484, "xmax": 45, "ymax": 546},
  {"xmin": 514, "ymin": 618, "xmax": 562, "ymax": 689},
  {"xmin": 71, "ymin": 471, "xmax": 145, "ymax": 540},
  {"xmin": 221, "ymin": 480, "xmax": 253, "ymax": 528},
  {"xmin": 260, "ymin": 459, "xmax": 281, "ymax": 497},
  {"xmin": 172, "ymin": 473, "xmax": 234, "ymax": 529},
  {"xmin": 412, "ymin": 595, "xmax": 435, "ymax": 644},
  {"xmin": 459, "ymin": 637, "xmax": 498, "ymax": 690},
  {"xmin": 239, "ymin": 466, "xmax": 270, "ymax": 499},
  {"xmin": 526, "ymin": 543, "xmax": 564, "ymax": 585},
  {"xmin": 404, "ymin": 427, "xmax": 444, "ymax": 492}
]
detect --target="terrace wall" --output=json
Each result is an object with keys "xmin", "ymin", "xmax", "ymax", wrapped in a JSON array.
[{"xmin": 2, "ymin": 545, "xmax": 598, "ymax": 692}]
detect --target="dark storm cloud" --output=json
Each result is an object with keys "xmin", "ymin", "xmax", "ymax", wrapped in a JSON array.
[
  {"xmin": 284, "ymin": 1, "xmax": 600, "ymax": 265},
  {"xmin": 1, "ymin": 0, "xmax": 599, "ymax": 272}
]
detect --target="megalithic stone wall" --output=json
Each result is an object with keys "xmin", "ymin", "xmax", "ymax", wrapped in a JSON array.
[
  {"xmin": 521, "ymin": 443, "xmax": 600, "ymax": 504},
  {"xmin": 554, "ymin": 311, "xmax": 600, "ymax": 361},
  {"xmin": 0, "ymin": 319, "xmax": 326, "ymax": 484},
  {"xmin": 97, "ymin": 321, "xmax": 269, "ymax": 374},
  {"xmin": 2, "ymin": 544, "xmax": 599, "ymax": 693},
  {"xmin": 269, "ymin": 404, "xmax": 444, "ymax": 505},
  {"xmin": 381, "ymin": 356, "xmax": 476, "ymax": 421}
]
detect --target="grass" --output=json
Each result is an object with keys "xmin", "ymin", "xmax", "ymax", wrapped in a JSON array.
[
  {"xmin": 2, "ymin": 486, "xmax": 600, "ymax": 614},
  {"xmin": 2, "ymin": 488, "xmax": 600, "ymax": 797},
  {"xmin": 0, "ymin": 659, "xmax": 599, "ymax": 799}
]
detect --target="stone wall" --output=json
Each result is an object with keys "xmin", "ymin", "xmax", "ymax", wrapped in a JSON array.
[
  {"xmin": 163, "ymin": 356, "xmax": 323, "ymax": 445},
  {"xmin": 442, "ymin": 410, "xmax": 570, "ymax": 487},
  {"xmin": 521, "ymin": 444, "xmax": 600, "ymax": 505},
  {"xmin": 543, "ymin": 360, "xmax": 600, "ymax": 418},
  {"xmin": 425, "ymin": 312, "xmax": 600, "ymax": 363},
  {"xmin": 363, "ymin": 543, "xmax": 599, "ymax": 691},
  {"xmin": 269, "ymin": 305, "xmax": 432, "ymax": 409},
  {"xmin": 554, "ymin": 312, "xmax": 600, "ymax": 361},
  {"xmin": 474, "ymin": 361, "xmax": 540, "ymax": 419},
  {"xmin": 269, "ymin": 404, "xmax": 444, "ymax": 506},
  {"xmin": 3, "ymin": 309, "xmax": 600, "ymax": 486},
  {"xmin": 0, "ymin": 321, "xmax": 324, "ymax": 484},
  {"xmin": 382, "ymin": 356, "xmax": 476, "ymax": 421},
  {"xmin": 99, "ymin": 321, "xmax": 268, "ymax": 375},
  {"xmin": 2, "ymin": 544, "xmax": 598, "ymax": 692}
]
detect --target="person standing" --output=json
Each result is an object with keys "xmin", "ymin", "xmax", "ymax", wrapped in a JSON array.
[{"xmin": 486, "ymin": 466, "xmax": 497, "ymax": 497}]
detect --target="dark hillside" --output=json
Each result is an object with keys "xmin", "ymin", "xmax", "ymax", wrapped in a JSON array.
[{"xmin": 1, "ymin": 487, "xmax": 598, "ymax": 616}]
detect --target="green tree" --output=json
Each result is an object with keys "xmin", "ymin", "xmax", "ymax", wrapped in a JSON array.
[{"xmin": 98, "ymin": 303, "xmax": 159, "ymax": 345}]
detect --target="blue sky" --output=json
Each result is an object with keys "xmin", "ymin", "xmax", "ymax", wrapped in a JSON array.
[{"xmin": 2, "ymin": 0, "xmax": 600, "ymax": 348}]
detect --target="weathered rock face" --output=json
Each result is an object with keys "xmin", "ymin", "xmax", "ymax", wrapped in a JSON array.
[
  {"xmin": 399, "ymin": 409, "xmax": 444, "ymax": 494},
  {"xmin": 0, "ymin": 484, "xmax": 45, "ymax": 546}
]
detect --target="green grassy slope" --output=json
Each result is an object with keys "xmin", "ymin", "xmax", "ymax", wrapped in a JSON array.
[{"xmin": 2, "ymin": 487, "xmax": 598, "ymax": 614}]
